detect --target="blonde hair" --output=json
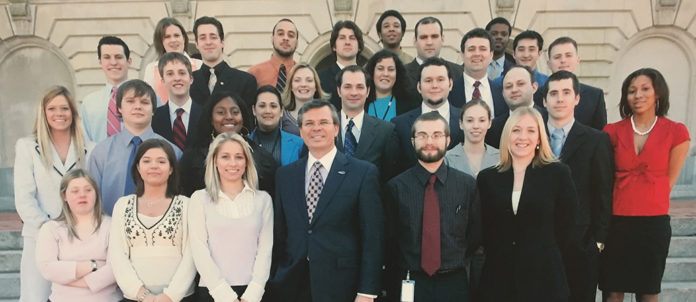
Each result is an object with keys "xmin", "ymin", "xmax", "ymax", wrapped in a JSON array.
[
  {"xmin": 54, "ymin": 169, "xmax": 104, "ymax": 241},
  {"xmin": 33, "ymin": 86, "xmax": 88, "ymax": 169},
  {"xmin": 281, "ymin": 63, "xmax": 329, "ymax": 111},
  {"xmin": 497, "ymin": 107, "xmax": 556, "ymax": 172},
  {"xmin": 204, "ymin": 132, "xmax": 259, "ymax": 202}
]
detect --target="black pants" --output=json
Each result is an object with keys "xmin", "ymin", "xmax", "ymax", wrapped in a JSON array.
[
  {"xmin": 195, "ymin": 285, "xmax": 248, "ymax": 301},
  {"xmin": 410, "ymin": 269, "xmax": 470, "ymax": 302},
  {"xmin": 263, "ymin": 259, "xmax": 312, "ymax": 302},
  {"xmin": 564, "ymin": 226, "xmax": 600, "ymax": 302}
]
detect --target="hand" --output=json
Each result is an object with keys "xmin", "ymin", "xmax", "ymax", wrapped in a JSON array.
[
  {"xmin": 76, "ymin": 261, "xmax": 93, "ymax": 278},
  {"xmin": 66, "ymin": 277, "xmax": 89, "ymax": 288},
  {"xmin": 597, "ymin": 242, "xmax": 605, "ymax": 253},
  {"xmin": 354, "ymin": 295, "xmax": 374, "ymax": 302},
  {"xmin": 153, "ymin": 294, "xmax": 173, "ymax": 302}
]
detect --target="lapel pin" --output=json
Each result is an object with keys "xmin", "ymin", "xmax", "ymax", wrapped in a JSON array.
[{"xmin": 338, "ymin": 171, "xmax": 346, "ymax": 175}]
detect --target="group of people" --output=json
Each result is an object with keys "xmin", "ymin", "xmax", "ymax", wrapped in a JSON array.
[{"xmin": 13, "ymin": 9, "xmax": 691, "ymax": 302}]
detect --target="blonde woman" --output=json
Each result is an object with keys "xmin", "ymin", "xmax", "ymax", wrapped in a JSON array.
[
  {"xmin": 280, "ymin": 63, "xmax": 328, "ymax": 135},
  {"xmin": 14, "ymin": 85, "xmax": 94, "ymax": 301},
  {"xmin": 109, "ymin": 139, "xmax": 196, "ymax": 302},
  {"xmin": 189, "ymin": 132, "xmax": 273, "ymax": 302},
  {"xmin": 35, "ymin": 169, "xmax": 119, "ymax": 301},
  {"xmin": 476, "ymin": 107, "xmax": 578, "ymax": 302},
  {"xmin": 142, "ymin": 17, "xmax": 202, "ymax": 103}
]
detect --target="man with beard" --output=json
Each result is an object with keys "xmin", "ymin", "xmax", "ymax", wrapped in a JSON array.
[
  {"xmin": 384, "ymin": 111, "xmax": 480, "ymax": 302},
  {"xmin": 248, "ymin": 18, "xmax": 298, "ymax": 91},
  {"xmin": 392, "ymin": 57, "xmax": 465, "ymax": 173},
  {"xmin": 376, "ymin": 10, "xmax": 413, "ymax": 64}
]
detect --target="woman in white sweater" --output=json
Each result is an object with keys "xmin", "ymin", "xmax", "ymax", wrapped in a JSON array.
[
  {"xmin": 189, "ymin": 132, "xmax": 273, "ymax": 302},
  {"xmin": 110, "ymin": 139, "xmax": 196, "ymax": 302}
]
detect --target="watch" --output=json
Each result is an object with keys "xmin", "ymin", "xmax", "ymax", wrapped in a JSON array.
[{"xmin": 90, "ymin": 259, "xmax": 98, "ymax": 272}]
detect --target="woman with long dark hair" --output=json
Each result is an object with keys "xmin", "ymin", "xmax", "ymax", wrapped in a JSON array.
[
  {"xmin": 250, "ymin": 85, "xmax": 303, "ymax": 166},
  {"xmin": 364, "ymin": 49, "xmax": 419, "ymax": 121}
]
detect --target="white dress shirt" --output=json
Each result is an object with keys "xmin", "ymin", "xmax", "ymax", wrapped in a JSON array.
[
  {"xmin": 463, "ymin": 72, "xmax": 495, "ymax": 118},
  {"xmin": 167, "ymin": 98, "xmax": 193, "ymax": 132},
  {"xmin": 421, "ymin": 100, "xmax": 451, "ymax": 124},
  {"xmin": 341, "ymin": 110, "xmax": 364, "ymax": 143},
  {"xmin": 305, "ymin": 147, "xmax": 337, "ymax": 192}
]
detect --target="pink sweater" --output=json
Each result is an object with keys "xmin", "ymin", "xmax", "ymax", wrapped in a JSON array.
[{"xmin": 35, "ymin": 217, "xmax": 120, "ymax": 302}]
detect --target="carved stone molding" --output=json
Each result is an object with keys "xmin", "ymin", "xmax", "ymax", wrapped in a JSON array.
[{"xmin": 8, "ymin": 0, "xmax": 30, "ymax": 19}]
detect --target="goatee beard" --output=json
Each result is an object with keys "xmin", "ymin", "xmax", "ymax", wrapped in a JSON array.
[
  {"xmin": 425, "ymin": 98, "xmax": 445, "ymax": 108},
  {"xmin": 274, "ymin": 46, "xmax": 295, "ymax": 58}
]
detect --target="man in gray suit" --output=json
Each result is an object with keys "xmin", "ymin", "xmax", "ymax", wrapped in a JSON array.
[{"xmin": 335, "ymin": 65, "xmax": 399, "ymax": 182}]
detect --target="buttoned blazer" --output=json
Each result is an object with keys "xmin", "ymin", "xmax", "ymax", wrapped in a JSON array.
[
  {"xmin": 391, "ymin": 106, "xmax": 464, "ymax": 174},
  {"xmin": 336, "ymin": 114, "xmax": 399, "ymax": 181},
  {"xmin": 448, "ymin": 77, "xmax": 508, "ymax": 116},
  {"xmin": 476, "ymin": 162, "xmax": 578, "ymax": 301},
  {"xmin": 13, "ymin": 137, "xmax": 94, "ymax": 236},
  {"xmin": 190, "ymin": 61, "xmax": 257, "ymax": 111},
  {"xmin": 152, "ymin": 102, "xmax": 202, "ymax": 150},
  {"xmin": 271, "ymin": 152, "xmax": 384, "ymax": 301}
]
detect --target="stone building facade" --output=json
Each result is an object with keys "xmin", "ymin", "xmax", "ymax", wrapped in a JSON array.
[{"xmin": 0, "ymin": 0, "xmax": 694, "ymax": 208}]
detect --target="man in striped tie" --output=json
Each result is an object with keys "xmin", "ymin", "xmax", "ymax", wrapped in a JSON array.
[
  {"xmin": 152, "ymin": 52, "xmax": 202, "ymax": 151},
  {"xmin": 248, "ymin": 18, "xmax": 298, "ymax": 91}
]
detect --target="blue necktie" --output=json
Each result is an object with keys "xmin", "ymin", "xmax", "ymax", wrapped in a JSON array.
[
  {"xmin": 551, "ymin": 128, "xmax": 564, "ymax": 157},
  {"xmin": 124, "ymin": 136, "xmax": 142, "ymax": 195},
  {"xmin": 344, "ymin": 119, "xmax": 358, "ymax": 158}
]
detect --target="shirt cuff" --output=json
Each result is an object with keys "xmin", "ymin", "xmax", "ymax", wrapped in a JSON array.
[
  {"xmin": 358, "ymin": 293, "xmax": 378, "ymax": 299},
  {"xmin": 209, "ymin": 279, "xmax": 238, "ymax": 301},
  {"xmin": 240, "ymin": 281, "xmax": 265, "ymax": 302}
]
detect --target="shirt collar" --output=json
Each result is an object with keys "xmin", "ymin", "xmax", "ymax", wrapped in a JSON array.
[
  {"xmin": 341, "ymin": 110, "xmax": 365, "ymax": 131},
  {"xmin": 547, "ymin": 118, "xmax": 575, "ymax": 136},
  {"xmin": 271, "ymin": 54, "xmax": 296, "ymax": 68},
  {"xmin": 307, "ymin": 146, "xmax": 338, "ymax": 174},
  {"xmin": 463, "ymin": 72, "xmax": 488, "ymax": 88},
  {"xmin": 115, "ymin": 127, "xmax": 155, "ymax": 147},
  {"xmin": 335, "ymin": 61, "xmax": 346, "ymax": 70},
  {"xmin": 168, "ymin": 98, "xmax": 193, "ymax": 115},
  {"xmin": 413, "ymin": 160, "xmax": 448, "ymax": 185},
  {"xmin": 217, "ymin": 181, "xmax": 255, "ymax": 202},
  {"xmin": 421, "ymin": 100, "xmax": 450, "ymax": 117},
  {"xmin": 491, "ymin": 55, "xmax": 505, "ymax": 67}
]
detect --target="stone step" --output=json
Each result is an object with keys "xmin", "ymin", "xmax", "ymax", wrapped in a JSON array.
[
  {"xmin": 0, "ymin": 273, "xmax": 19, "ymax": 300},
  {"xmin": 663, "ymin": 258, "xmax": 696, "ymax": 282},
  {"xmin": 0, "ymin": 231, "xmax": 21, "ymax": 251},
  {"xmin": 672, "ymin": 217, "xmax": 696, "ymax": 236},
  {"xmin": 0, "ymin": 251, "xmax": 20, "ymax": 273},
  {"xmin": 597, "ymin": 282, "xmax": 696, "ymax": 301},
  {"xmin": 669, "ymin": 236, "xmax": 696, "ymax": 257}
]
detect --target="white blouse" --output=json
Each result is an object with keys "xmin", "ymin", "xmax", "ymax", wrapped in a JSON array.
[
  {"xmin": 188, "ymin": 184, "xmax": 273, "ymax": 302},
  {"xmin": 512, "ymin": 190, "xmax": 521, "ymax": 215}
]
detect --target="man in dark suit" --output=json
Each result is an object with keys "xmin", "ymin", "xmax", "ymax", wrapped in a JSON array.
[
  {"xmin": 449, "ymin": 28, "xmax": 507, "ymax": 116},
  {"xmin": 392, "ymin": 57, "xmax": 464, "ymax": 174},
  {"xmin": 318, "ymin": 20, "xmax": 364, "ymax": 111},
  {"xmin": 152, "ymin": 52, "xmax": 201, "ymax": 150},
  {"xmin": 334, "ymin": 65, "xmax": 398, "ymax": 182},
  {"xmin": 535, "ymin": 36, "xmax": 607, "ymax": 130},
  {"xmin": 190, "ymin": 16, "xmax": 257, "ymax": 110},
  {"xmin": 485, "ymin": 65, "xmax": 544, "ymax": 148},
  {"xmin": 385, "ymin": 111, "xmax": 480, "ymax": 302},
  {"xmin": 404, "ymin": 17, "xmax": 464, "ymax": 91},
  {"xmin": 543, "ymin": 70, "xmax": 613, "ymax": 302},
  {"xmin": 269, "ymin": 100, "xmax": 384, "ymax": 302},
  {"xmin": 485, "ymin": 17, "xmax": 515, "ymax": 80}
]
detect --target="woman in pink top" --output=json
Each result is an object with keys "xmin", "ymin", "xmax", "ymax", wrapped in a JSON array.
[
  {"xmin": 600, "ymin": 68, "xmax": 690, "ymax": 302},
  {"xmin": 189, "ymin": 132, "xmax": 273, "ymax": 302},
  {"xmin": 35, "ymin": 169, "xmax": 120, "ymax": 302}
]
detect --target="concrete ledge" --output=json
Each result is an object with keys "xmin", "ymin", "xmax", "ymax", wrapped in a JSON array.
[
  {"xmin": 0, "ymin": 273, "xmax": 19, "ymax": 300},
  {"xmin": 664, "ymin": 258, "xmax": 696, "ymax": 282},
  {"xmin": 669, "ymin": 236, "xmax": 696, "ymax": 257},
  {"xmin": 0, "ymin": 231, "xmax": 22, "ymax": 250},
  {"xmin": 0, "ymin": 251, "xmax": 20, "ymax": 273}
]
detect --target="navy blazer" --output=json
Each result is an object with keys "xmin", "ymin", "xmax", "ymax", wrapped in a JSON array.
[
  {"xmin": 336, "ymin": 114, "xmax": 399, "ymax": 182},
  {"xmin": 448, "ymin": 76, "xmax": 508, "ymax": 116},
  {"xmin": 535, "ymin": 82, "xmax": 607, "ymax": 130},
  {"xmin": 152, "ymin": 102, "xmax": 202, "ymax": 150},
  {"xmin": 270, "ymin": 152, "xmax": 384, "ymax": 301},
  {"xmin": 318, "ymin": 63, "xmax": 342, "ymax": 111},
  {"xmin": 391, "ymin": 105, "xmax": 464, "ymax": 174}
]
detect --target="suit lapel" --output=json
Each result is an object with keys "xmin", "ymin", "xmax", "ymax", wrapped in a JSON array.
[
  {"xmin": 335, "ymin": 115, "xmax": 344, "ymax": 151},
  {"xmin": 560, "ymin": 123, "xmax": 585, "ymax": 160},
  {"xmin": 292, "ymin": 158, "xmax": 311, "ymax": 224},
  {"xmin": 355, "ymin": 116, "xmax": 377, "ymax": 158},
  {"xmin": 186, "ymin": 102, "xmax": 202, "ymax": 142},
  {"xmin": 162, "ymin": 104, "xmax": 174, "ymax": 140},
  {"xmin": 311, "ymin": 153, "xmax": 349, "ymax": 225}
]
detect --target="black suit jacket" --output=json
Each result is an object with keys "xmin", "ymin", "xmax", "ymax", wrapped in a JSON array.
[
  {"xmin": 391, "ymin": 105, "xmax": 464, "ymax": 174},
  {"xmin": 318, "ymin": 63, "xmax": 343, "ymax": 111},
  {"xmin": 336, "ymin": 114, "xmax": 399, "ymax": 182},
  {"xmin": 404, "ymin": 58, "xmax": 464, "ymax": 91},
  {"xmin": 448, "ymin": 76, "xmax": 507, "ymax": 116},
  {"xmin": 152, "ymin": 102, "xmax": 202, "ymax": 150},
  {"xmin": 270, "ymin": 152, "xmax": 384, "ymax": 301},
  {"xmin": 190, "ymin": 61, "xmax": 257, "ymax": 111},
  {"xmin": 553, "ymin": 122, "xmax": 613, "ymax": 244},
  {"xmin": 484, "ymin": 104, "xmax": 546, "ymax": 148},
  {"xmin": 535, "ymin": 82, "xmax": 607, "ymax": 130},
  {"xmin": 477, "ymin": 162, "xmax": 578, "ymax": 301}
]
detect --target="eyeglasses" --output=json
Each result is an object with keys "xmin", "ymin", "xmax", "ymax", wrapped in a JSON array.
[{"xmin": 413, "ymin": 132, "xmax": 448, "ymax": 141}]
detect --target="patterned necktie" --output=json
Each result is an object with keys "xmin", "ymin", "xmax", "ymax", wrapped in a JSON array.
[
  {"xmin": 306, "ymin": 161, "xmax": 324, "ymax": 223},
  {"xmin": 421, "ymin": 174, "xmax": 441, "ymax": 276},
  {"xmin": 208, "ymin": 67, "xmax": 216, "ymax": 93},
  {"xmin": 472, "ymin": 80, "xmax": 482, "ymax": 100},
  {"xmin": 107, "ymin": 86, "xmax": 121, "ymax": 137},
  {"xmin": 124, "ymin": 136, "xmax": 142, "ymax": 195},
  {"xmin": 276, "ymin": 64, "xmax": 287, "ymax": 92},
  {"xmin": 344, "ymin": 119, "xmax": 358, "ymax": 158},
  {"xmin": 551, "ymin": 128, "xmax": 564, "ymax": 157},
  {"xmin": 173, "ymin": 108, "xmax": 186, "ymax": 150}
]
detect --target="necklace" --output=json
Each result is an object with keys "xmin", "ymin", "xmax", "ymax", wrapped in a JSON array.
[{"xmin": 631, "ymin": 115, "xmax": 657, "ymax": 136}]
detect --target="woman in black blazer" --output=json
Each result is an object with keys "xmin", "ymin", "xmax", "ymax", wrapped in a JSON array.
[{"xmin": 477, "ymin": 107, "xmax": 578, "ymax": 302}]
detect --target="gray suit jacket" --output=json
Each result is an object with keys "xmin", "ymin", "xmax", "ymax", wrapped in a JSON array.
[{"xmin": 445, "ymin": 143, "xmax": 500, "ymax": 178}]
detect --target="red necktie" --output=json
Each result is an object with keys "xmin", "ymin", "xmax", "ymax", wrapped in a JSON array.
[
  {"xmin": 472, "ymin": 80, "xmax": 482, "ymax": 100},
  {"xmin": 173, "ymin": 108, "xmax": 186, "ymax": 150},
  {"xmin": 107, "ymin": 86, "xmax": 121, "ymax": 137},
  {"xmin": 421, "ymin": 174, "xmax": 441, "ymax": 276}
]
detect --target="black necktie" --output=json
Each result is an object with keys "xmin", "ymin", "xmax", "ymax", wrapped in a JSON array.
[{"xmin": 276, "ymin": 64, "xmax": 287, "ymax": 92}]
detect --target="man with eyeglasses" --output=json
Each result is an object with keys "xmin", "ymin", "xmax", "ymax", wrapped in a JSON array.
[{"xmin": 384, "ymin": 111, "xmax": 481, "ymax": 302}]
